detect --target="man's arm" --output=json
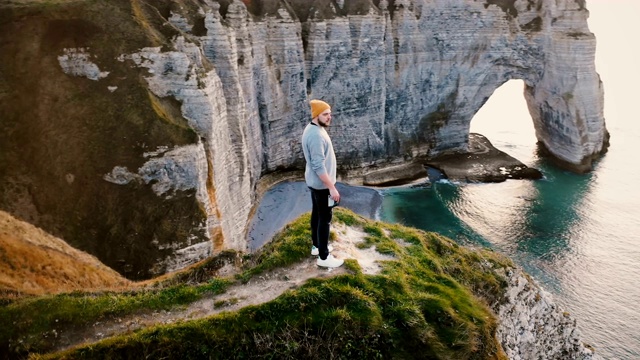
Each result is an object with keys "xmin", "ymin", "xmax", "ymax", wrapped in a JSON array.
[{"xmin": 318, "ymin": 173, "xmax": 340, "ymax": 202}]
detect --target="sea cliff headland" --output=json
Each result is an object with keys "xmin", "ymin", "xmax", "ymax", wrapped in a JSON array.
[{"xmin": 0, "ymin": 0, "xmax": 607, "ymax": 278}]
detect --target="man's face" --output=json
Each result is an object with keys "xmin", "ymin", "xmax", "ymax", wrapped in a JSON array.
[{"xmin": 317, "ymin": 110, "xmax": 332, "ymax": 127}]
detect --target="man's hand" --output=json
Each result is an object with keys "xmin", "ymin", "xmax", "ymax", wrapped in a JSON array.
[
  {"xmin": 329, "ymin": 187, "xmax": 340, "ymax": 203},
  {"xmin": 319, "ymin": 173, "xmax": 340, "ymax": 203}
]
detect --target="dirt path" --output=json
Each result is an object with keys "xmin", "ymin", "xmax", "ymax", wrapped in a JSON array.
[{"xmin": 53, "ymin": 223, "xmax": 394, "ymax": 354}]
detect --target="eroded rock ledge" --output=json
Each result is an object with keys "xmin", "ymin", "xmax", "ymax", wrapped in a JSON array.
[
  {"xmin": 359, "ymin": 133, "xmax": 543, "ymax": 185},
  {"xmin": 426, "ymin": 133, "xmax": 543, "ymax": 183}
]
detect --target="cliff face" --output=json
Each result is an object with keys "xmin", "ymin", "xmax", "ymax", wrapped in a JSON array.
[
  {"xmin": 0, "ymin": 0, "xmax": 607, "ymax": 279},
  {"xmin": 495, "ymin": 267, "xmax": 600, "ymax": 360}
]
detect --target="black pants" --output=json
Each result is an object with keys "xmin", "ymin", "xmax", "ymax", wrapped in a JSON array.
[{"xmin": 309, "ymin": 187, "xmax": 333, "ymax": 260}]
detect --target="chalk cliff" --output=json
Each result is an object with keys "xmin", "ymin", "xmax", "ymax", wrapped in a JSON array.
[
  {"xmin": 495, "ymin": 267, "xmax": 600, "ymax": 359},
  {"xmin": 0, "ymin": 0, "xmax": 607, "ymax": 278}
]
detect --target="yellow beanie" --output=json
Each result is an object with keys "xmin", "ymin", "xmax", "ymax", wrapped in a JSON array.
[{"xmin": 310, "ymin": 99, "xmax": 331, "ymax": 119}]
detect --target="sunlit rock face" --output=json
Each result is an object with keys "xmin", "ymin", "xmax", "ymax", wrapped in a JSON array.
[{"xmin": 0, "ymin": 0, "xmax": 607, "ymax": 279}]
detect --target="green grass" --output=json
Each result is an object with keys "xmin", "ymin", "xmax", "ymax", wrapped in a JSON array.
[
  {"xmin": 0, "ymin": 278, "xmax": 232, "ymax": 357},
  {"xmin": 235, "ymin": 214, "xmax": 316, "ymax": 283},
  {"xmin": 5, "ymin": 208, "xmax": 512, "ymax": 359}
]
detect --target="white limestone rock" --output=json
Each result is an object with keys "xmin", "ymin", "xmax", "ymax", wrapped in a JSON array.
[
  {"xmin": 495, "ymin": 267, "xmax": 601, "ymax": 360},
  {"xmin": 118, "ymin": 33, "xmax": 256, "ymax": 252},
  {"xmin": 104, "ymin": 142, "xmax": 214, "ymax": 275},
  {"xmin": 186, "ymin": 0, "xmax": 605, "ymax": 175},
  {"xmin": 168, "ymin": 11, "xmax": 193, "ymax": 33},
  {"xmin": 103, "ymin": 166, "xmax": 137, "ymax": 186},
  {"xmin": 104, "ymin": 143, "xmax": 208, "ymax": 198},
  {"xmin": 58, "ymin": 48, "xmax": 109, "ymax": 80},
  {"xmin": 138, "ymin": 144, "xmax": 207, "ymax": 198},
  {"xmin": 154, "ymin": 238, "xmax": 213, "ymax": 274}
]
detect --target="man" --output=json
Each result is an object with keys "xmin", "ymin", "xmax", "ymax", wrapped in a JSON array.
[{"xmin": 301, "ymin": 99, "xmax": 344, "ymax": 268}]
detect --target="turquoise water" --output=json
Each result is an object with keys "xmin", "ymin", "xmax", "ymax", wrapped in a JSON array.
[
  {"xmin": 379, "ymin": 3, "xmax": 640, "ymax": 358},
  {"xmin": 380, "ymin": 158, "xmax": 639, "ymax": 359}
]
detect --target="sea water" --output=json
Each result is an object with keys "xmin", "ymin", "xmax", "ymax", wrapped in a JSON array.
[{"xmin": 379, "ymin": 2, "xmax": 640, "ymax": 358}]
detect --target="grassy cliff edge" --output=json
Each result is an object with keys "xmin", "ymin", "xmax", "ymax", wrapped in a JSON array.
[{"xmin": 1, "ymin": 208, "xmax": 513, "ymax": 359}]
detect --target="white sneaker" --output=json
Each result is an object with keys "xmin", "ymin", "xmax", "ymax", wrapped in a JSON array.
[
  {"xmin": 311, "ymin": 244, "xmax": 333, "ymax": 256},
  {"xmin": 317, "ymin": 254, "xmax": 344, "ymax": 268}
]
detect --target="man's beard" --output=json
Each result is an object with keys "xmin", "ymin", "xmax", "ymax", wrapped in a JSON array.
[{"xmin": 318, "ymin": 118, "xmax": 330, "ymax": 127}]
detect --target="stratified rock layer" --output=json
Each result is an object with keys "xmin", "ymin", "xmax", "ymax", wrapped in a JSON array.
[{"xmin": 0, "ymin": 0, "xmax": 607, "ymax": 278}]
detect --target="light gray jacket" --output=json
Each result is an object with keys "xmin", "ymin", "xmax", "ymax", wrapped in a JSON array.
[{"xmin": 301, "ymin": 123, "xmax": 336, "ymax": 189}]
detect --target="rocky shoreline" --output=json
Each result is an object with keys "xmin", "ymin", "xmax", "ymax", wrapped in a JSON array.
[
  {"xmin": 359, "ymin": 133, "xmax": 542, "ymax": 186},
  {"xmin": 426, "ymin": 133, "xmax": 543, "ymax": 183}
]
